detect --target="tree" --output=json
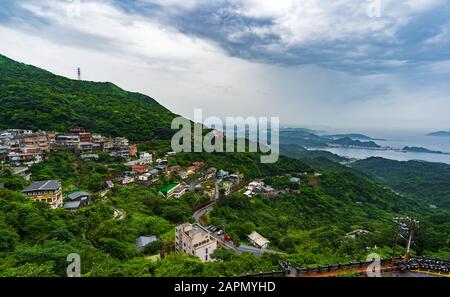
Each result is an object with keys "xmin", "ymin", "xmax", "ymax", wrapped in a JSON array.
[
  {"xmin": 0, "ymin": 225, "xmax": 19, "ymax": 252},
  {"xmin": 1, "ymin": 263, "xmax": 57, "ymax": 277},
  {"xmin": 143, "ymin": 240, "xmax": 164, "ymax": 255}
]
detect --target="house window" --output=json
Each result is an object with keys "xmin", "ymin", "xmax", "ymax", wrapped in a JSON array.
[{"xmin": 205, "ymin": 255, "xmax": 208, "ymax": 261}]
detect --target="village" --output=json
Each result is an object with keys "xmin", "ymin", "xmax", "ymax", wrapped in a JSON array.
[{"xmin": 0, "ymin": 127, "xmax": 319, "ymax": 263}]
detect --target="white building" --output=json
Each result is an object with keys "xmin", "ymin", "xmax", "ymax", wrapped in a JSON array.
[
  {"xmin": 138, "ymin": 172, "xmax": 153, "ymax": 181},
  {"xmin": 11, "ymin": 166, "xmax": 31, "ymax": 181},
  {"xmin": 248, "ymin": 231, "xmax": 270, "ymax": 249},
  {"xmin": 122, "ymin": 176, "xmax": 135, "ymax": 185},
  {"xmin": 247, "ymin": 180, "xmax": 264, "ymax": 191},
  {"xmin": 140, "ymin": 152, "xmax": 152, "ymax": 160},
  {"xmin": 244, "ymin": 190, "xmax": 254, "ymax": 198},
  {"xmin": 175, "ymin": 223, "xmax": 217, "ymax": 262},
  {"xmin": 125, "ymin": 153, "xmax": 153, "ymax": 167}
]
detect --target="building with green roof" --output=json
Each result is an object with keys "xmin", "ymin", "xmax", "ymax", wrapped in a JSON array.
[{"xmin": 158, "ymin": 183, "xmax": 186, "ymax": 198}]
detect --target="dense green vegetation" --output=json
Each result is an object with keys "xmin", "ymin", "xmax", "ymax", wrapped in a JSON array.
[
  {"xmin": 27, "ymin": 150, "xmax": 125, "ymax": 193},
  {"xmin": 0, "ymin": 55, "xmax": 448, "ymax": 277},
  {"xmin": 0, "ymin": 170, "xmax": 283, "ymax": 277},
  {"xmin": 170, "ymin": 152, "xmax": 312, "ymax": 179},
  {"xmin": 0, "ymin": 54, "xmax": 176, "ymax": 141},
  {"xmin": 208, "ymin": 170, "xmax": 450, "ymax": 262},
  {"xmin": 352, "ymin": 157, "xmax": 450, "ymax": 208},
  {"xmin": 4, "ymin": 164, "xmax": 447, "ymax": 277},
  {"xmin": 0, "ymin": 148, "xmax": 308, "ymax": 276},
  {"xmin": 3, "ymin": 147, "xmax": 447, "ymax": 277}
]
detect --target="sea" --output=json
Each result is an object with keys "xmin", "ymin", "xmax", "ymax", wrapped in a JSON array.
[{"xmin": 312, "ymin": 131, "xmax": 450, "ymax": 165}]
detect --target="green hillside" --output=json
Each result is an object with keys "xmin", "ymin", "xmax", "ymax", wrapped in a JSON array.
[
  {"xmin": 0, "ymin": 54, "xmax": 176, "ymax": 141},
  {"xmin": 0, "ymin": 55, "xmax": 448, "ymax": 277},
  {"xmin": 352, "ymin": 157, "xmax": 450, "ymax": 209}
]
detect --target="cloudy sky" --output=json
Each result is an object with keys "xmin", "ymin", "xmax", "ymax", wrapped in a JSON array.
[{"xmin": 1, "ymin": 0, "xmax": 450, "ymax": 132}]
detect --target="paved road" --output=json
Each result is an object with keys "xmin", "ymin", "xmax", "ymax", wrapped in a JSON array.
[
  {"xmin": 192, "ymin": 178, "xmax": 222, "ymax": 224},
  {"xmin": 236, "ymin": 244, "xmax": 283, "ymax": 256},
  {"xmin": 214, "ymin": 179, "xmax": 221, "ymax": 200},
  {"xmin": 193, "ymin": 202, "xmax": 216, "ymax": 224},
  {"xmin": 193, "ymin": 199, "xmax": 282, "ymax": 255}
]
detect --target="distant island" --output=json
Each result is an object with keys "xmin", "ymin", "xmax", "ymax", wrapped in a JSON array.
[
  {"xmin": 402, "ymin": 146, "xmax": 449, "ymax": 155},
  {"xmin": 330, "ymin": 137, "xmax": 381, "ymax": 148},
  {"xmin": 325, "ymin": 133, "xmax": 385, "ymax": 141},
  {"xmin": 427, "ymin": 131, "xmax": 450, "ymax": 137}
]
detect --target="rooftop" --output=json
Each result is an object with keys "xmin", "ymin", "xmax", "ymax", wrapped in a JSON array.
[
  {"xmin": 63, "ymin": 201, "xmax": 82, "ymax": 210},
  {"xmin": 81, "ymin": 154, "xmax": 99, "ymax": 159},
  {"xmin": 67, "ymin": 191, "xmax": 91, "ymax": 201},
  {"xmin": 178, "ymin": 223, "xmax": 210, "ymax": 238},
  {"xmin": 136, "ymin": 236, "xmax": 158, "ymax": 249},
  {"xmin": 248, "ymin": 231, "xmax": 270, "ymax": 248},
  {"xmin": 11, "ymin": 167, "xmax": 28, "ymax": 174},
  {"xmin": 22, "ymin": 180, "xmax": 61, "ymax": 193},
  {"xmin": 159, "ymin": 183, "xmax": 179, "ymax": 193}
]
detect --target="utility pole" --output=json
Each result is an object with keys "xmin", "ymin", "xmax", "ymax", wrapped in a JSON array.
[
  {"xmin": 392, "ymin": 216, "xmax": 419, "ymax": 264},
  {"xmin": 77, "ymin": 67, "xmax": 81, "ymax": 81},
  {"xmin": 404, "ymin": 216, "xmax": 419, "ymax": 263}
]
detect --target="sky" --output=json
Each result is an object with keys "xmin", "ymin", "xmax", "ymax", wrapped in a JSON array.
[{"xmin": 1, "ymin": 0, "xmax": 450, "ymax": 133}]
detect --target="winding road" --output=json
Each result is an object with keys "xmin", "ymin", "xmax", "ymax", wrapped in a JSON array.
[{"xmin": 192, "ymin": 190, "xmax": 282, "ymax": 255}]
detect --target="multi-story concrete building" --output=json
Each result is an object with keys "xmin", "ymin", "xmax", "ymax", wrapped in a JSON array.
[
  {"xmin": 7, "ymin": 147, "xmax": 43, "ymax": 164},
  {"xmin": 113, "ymin": 137, "xmax": 129, "ymax": 147},
  {"xmin": 55, "ymin": 135, "xmax": 80, "ymax": 148},
  {"xmin": 16, "ymin": 132, "xmax": 50, "ymax": 152},
  {"xmin": 22, "ymin": 180, "xmax": 63, "ymax": 209},
  {"xmin": 175, "ymin": 223, "xmax": 217, "ymax": 262}
]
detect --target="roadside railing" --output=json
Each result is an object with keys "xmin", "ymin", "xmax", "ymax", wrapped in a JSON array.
[{"xmin": 241, "ymin": 257, "xmax": 450, "ymax": 277}]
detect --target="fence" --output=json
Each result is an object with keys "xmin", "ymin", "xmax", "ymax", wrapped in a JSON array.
[{"xmin": 242, "ymin": 257, "xmax": 449, "ymax": 277}]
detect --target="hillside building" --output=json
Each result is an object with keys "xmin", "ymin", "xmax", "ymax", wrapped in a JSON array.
[
  {"xmin": 22, "ymin": 180, "xmax": 63, "ymax": 209},
  {"xmin": 175, "ymin": 223, "xmax": 217, "ymax": 262}
]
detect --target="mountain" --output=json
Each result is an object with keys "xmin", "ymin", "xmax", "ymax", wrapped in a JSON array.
[
  {"xmin": 280, "ymin": 128, "xmax": 329, "ymax": 147},
  {"xmin": 402, "ymin": 146, "xmax": 447, "ymax": 155},
  {"xmin": 427, "ymin": 131, "xmax": 450, "ymax": 137},
  {"xmin": 0, "ymin": 54, "xmax": 449, "ymax": 277},
  {"xmin": 279, "ymin": 129, "xmax": 384, "ymax": 149},
  {"xmin": 352, "ymin": 157, "xmax": 450, "ymax": 208},
  {"xmin": 325, "ymin": 133, "xmax": 383, "ymax": 141},
  {"xmin": 330, "ymin": 137, "xmax": 381, "ymax": 148},
  {"xmin": 0, "ymin": 54, "xmax": 177, "ymax": 141}
]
